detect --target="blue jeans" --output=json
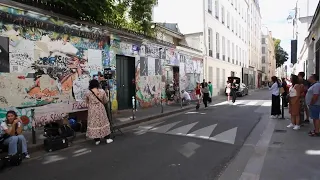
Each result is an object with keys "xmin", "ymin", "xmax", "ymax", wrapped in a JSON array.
[{"xmin": 3, "ymin": 135, "xmax": 28, "ymax": 155}]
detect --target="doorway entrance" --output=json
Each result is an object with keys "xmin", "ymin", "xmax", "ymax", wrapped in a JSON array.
[{"xmin": 116, "ymin": 55, "xmax": 135, "ymax": 110}]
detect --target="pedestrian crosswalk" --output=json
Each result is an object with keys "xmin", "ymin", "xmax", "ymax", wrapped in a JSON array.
[
  {"xmin": 133, "ymin": 121, "xmax": 238, "ymax": 145},
  {"xmin": 184, "ymin": 100, "xmax": 271, "ymax": 115},
  {"xmin": 133, "ymin": 100, "xmax": 271, "ymax": 145},
  {"xmin": 208, "ymin": 100, "xmax": 271, "ymax": 107}
]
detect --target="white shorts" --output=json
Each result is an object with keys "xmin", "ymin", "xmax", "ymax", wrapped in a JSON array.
[{"xmin": 196, "ymin": 94, "xmax": 201, "ymax": 99}]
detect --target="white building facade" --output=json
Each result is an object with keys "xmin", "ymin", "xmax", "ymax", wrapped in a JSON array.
[
  {"xmin": 247, "ymin": 0, "xmax": 262, "ymax": 88},
  {"xmin": 153, "ymin": 0, "xmax": 262, "ymax": 95},
  {"xmin": 293, "ymin": 0, "xmax": 319, "ymax": 76},
  {"xmin": 301, "ymin": 1, "xmax": 320, "ymax": 77}
]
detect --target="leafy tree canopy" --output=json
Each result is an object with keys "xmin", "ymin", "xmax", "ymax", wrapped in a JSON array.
[
  {"xmin": 29, "ymin": 0, "xmax": 157, "ymax": 35},
  {"xmin": 273, "ymin": 38, "xmax": 288, "ymax": 68}
]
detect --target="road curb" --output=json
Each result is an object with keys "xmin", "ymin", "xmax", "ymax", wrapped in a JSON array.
[{"xmin": 28, "ymin": 105, "xmax": 196, "ymax": 154}]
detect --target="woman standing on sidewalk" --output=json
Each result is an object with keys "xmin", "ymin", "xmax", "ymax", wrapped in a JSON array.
[
  {"xmin": 287, "ymin": 75, "xmax": 302, "ymax": 130},
  {"xmin": 269, "ymin": 76, "xmax": 281, "ymax": 118},
  {"xmin": 85, "ymin": 79, "xmax": 113, "ymax": 145}
]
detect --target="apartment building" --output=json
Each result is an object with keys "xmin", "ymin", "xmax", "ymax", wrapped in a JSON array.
[
  {"xmin": 261, "ymin": 26, "xmax": 276, "ymax": 82},
  {"xmin": 153, "ymin": 0, "xmax": 262, "ymax": 95},
  {"xmin": 246, "ymin": 0, "xmax": 262, "ymax": 88},
  {"xmin": 292, "ymin": 0, "xmax": 318, "ymax": 76}
]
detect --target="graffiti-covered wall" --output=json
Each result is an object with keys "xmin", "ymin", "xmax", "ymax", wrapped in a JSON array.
[
  {"xmin": 0, "ymin": 5, "xmax": 109, "ymax": 128},
  {"xmin": 179, "ymin": 55, "xmax": 204, "ymax": 100}
]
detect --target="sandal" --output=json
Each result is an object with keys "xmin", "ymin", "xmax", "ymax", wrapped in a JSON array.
[
  {"xmin": 309, "ymin": 132, "xmax": 320, "ymax": 137},
  {"xmin": 308, "ymin": 130, "xmax": 315, "ymax": 135}
]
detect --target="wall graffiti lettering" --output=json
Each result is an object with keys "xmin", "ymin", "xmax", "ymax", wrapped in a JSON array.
[
  {"xmin": 34, "ymin": 112, "xmax": 68, "ymax": 126},
  {"xmin": 72, "ymin": 101, "xmax": 88, "ymax": 110}
]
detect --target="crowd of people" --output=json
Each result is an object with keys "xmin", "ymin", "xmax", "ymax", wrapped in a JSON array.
[{"xmin": 269, "ymin": 72, "xmax": 320, "ymax": 135}]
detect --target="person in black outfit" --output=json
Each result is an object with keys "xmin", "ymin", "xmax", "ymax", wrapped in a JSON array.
[
  {"xmin": 231, "ymin": 79, "xmax": 237, "ymax": 103},
  {"xmin": 201, "ymin": 79, "xmax": 206, "ymax": 88},
  {"xmin": 281, "ymin": 78, "xmax": 288, "ymax": 107}
]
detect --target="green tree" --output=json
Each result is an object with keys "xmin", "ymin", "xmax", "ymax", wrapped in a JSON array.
[
  {"xmin": 34, "ymin": 0, "xmax": 157, "ymax": 35},
  {"xmin": 273, "ymin": 38, "xmax": 289, "ymax": 68}
]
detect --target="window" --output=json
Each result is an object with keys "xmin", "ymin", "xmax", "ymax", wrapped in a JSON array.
[
  {"xmin": 262, "ymin": 66, "xmax": 265, "ymax": 73},
  {"xmin": 239, "ymin": 48, "xmax": 241, "ymax": 65},
  {"xmin": 227, "ymin": 40, "xmax": 230, "ymax": 62},
  {"xmin": 222, "ymin": 36, "xmax": 226, "ymax": 60},
  {"xmin": 235, "ymin": 21, "xmax": 238, "ymax": 35},
  {"xmin": 262, "ymin": 56, "xmax": 266, "ymax": 63},
  {"xmin": 208, "ymin": 0, "xmax": 212, "ymax": 14},
  {"xmin": 262, "ymin": 38, "xmax": 266, "ymax": 44},
  {"xmin": 208, "ymin": 28, "xmax": 213, "ymax": 57},
  {"xmin": 215, "ymin": 0, "xmax": 219, "ymax": 19},
  {"xmin": 232, "ymin": 17, "xmax": 234, "ymax": 32},
  {"xmin": 227, "ymin": 11, "xmax": 230, "ymax": 28},
  {"xmin": 209, "ymin": 66, "xmax": 213, "ymax": 82},
  {"xmin": 216, "ymin": 32, "xmax": 220, "ymax": 59},
  {"xmin": 221, "ymin": 6, "xmax": 225, "ymax": 24},
  {"xmin": 232, "ymin": 42, "xmax": 235, "ymax": 63},
  {"xmin": 262, "ymin": 47, "xmax": 266, "ymax": 54},
  {"xmin": 236, "ymin": 45, "xmax": 238, "ymax": 65}
]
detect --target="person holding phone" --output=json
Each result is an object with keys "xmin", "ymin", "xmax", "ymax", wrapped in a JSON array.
[{"xmin": 0, "ymin": 110, "xmax": 30, "ymax": 158}]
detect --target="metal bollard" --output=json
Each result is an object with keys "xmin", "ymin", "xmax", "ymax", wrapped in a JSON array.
[
  {"xmin": 281, "ymin": 95, "xmax": 285, "ymax": 119},
  {"xmin": 131, "ymin": 96, "xmax": 135, "ymax": 120}
]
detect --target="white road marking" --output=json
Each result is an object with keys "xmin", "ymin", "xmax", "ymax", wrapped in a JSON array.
[
  {"xmin": 246, "ymin": 101, "xmax": 259, "ymax": 106},
  {"xmin": 209, "ymin": 127, "xmax": 238, "ymax": 145}
]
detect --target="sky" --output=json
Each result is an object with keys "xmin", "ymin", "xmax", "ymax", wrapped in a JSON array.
[{"xmin": 259, "ymin": 0, "xmax": 297, "ymax": 66}]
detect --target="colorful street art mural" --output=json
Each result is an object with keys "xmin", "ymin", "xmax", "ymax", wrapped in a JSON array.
[
  {"xmin": 0, "ymin": 4, "xmax": 108, "ymax": 129},
  {"xmin": 0, "ymin": 3, "xmax": 204, "ymax": 129},
  {"xmin": 179, "ymin": 55, "xmax": 204, "ymax": 100}
]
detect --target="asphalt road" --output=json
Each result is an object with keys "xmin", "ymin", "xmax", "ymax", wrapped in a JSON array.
[{"xmin": 1, "ymin": 89, "xmax": 272, "ymax": 180}]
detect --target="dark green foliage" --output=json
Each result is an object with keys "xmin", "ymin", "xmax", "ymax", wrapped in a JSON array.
[
  {"xmin": 15, "ymin": 0, "xmax": 156, "ymax": 35},
  {"xmin": 273, "ymin": 38, "xmax": 289, "ymax": 68}
]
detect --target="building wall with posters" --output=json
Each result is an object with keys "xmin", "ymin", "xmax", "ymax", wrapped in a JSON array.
[
  {"xmin": 0, "ymin": 2, "xmax": 203, "ymax": 129},
  {"xmin": 0, "ymin": 4, "xmax": 112, "ymax": 129}
]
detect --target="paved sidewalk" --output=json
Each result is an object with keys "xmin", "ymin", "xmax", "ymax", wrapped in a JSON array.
[
  {"xmin": 219, "ymin": 106, "xmax": 320, "ymax": 180},
  {"xmin": 24, "ymin": 94, "xmax": 229, "ymax": 153},
  {"xmin": 259, "ymin": 111, "xmax": 320, "ymax": 180}
]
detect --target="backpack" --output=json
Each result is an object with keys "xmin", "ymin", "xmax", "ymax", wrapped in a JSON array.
[
  {"xmin": 59, "ymin": 125, "xmax": 76, "ymax": 142},
  {"xmin": 44, "ymin": 122, "xmax": 60, "ymax": 138}
]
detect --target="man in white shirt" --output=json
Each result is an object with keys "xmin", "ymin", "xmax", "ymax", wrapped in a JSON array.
[{"xmin": 181, "ymin": 90, "xmax": 191, "ymax": 105}]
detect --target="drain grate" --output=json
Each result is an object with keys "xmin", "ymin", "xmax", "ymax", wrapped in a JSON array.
[
  {"xmin": 274, "ymin": 129, "xmax": 287, "ymax": 133},
  {"xmin": 272, "ymin": 141, "xmax": 284, "ymax": 145}
]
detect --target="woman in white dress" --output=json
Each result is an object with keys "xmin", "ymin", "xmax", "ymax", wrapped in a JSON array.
[{"xmin": 226, "ymin": 80, "xmax": 231, "ymax": 102}]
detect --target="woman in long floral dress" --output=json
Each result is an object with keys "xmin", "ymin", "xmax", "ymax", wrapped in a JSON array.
[{"xmin": 85, "ymin": 79, "xmax": 113, "ymax": 145}]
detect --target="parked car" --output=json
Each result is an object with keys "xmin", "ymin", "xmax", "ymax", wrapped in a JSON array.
[{"xmin": 225, "ymin": 77, "xmax": 249, "ymax": 97}]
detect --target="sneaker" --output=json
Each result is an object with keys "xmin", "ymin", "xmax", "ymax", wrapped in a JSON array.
[
  {"xmin": 287, "ymin": 123, "xmax": 295, "ymax": 128},
  {"xmin": 293, "ymin": 125, "xmax": 300, "ymax": 130},
  {"xmin": 106, "ymin": 139, "xmax": 113, "ymax": 144},
  {"xmin": 24, "ymin": 153, "xmax": 30, "ymax": 159},
  {"xmin": 95, "ymin": 141, "xmax": 101, "ymax": 145},
  {"xmin": 270, "ymin": 115, "xmax": 276, "ymax": 119},
  {"xmin": 304, "ymin": 119, "xmax": 310, "ymax": 124}
]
